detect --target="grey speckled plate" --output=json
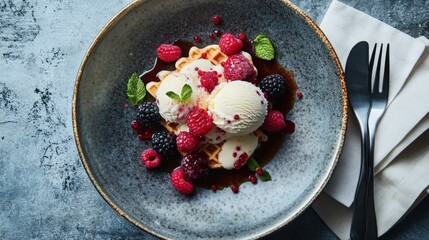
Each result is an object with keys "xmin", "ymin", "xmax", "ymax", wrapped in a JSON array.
[{"xmin": 72, "ymin": 0, "xmax": 347, "ymax": 239}]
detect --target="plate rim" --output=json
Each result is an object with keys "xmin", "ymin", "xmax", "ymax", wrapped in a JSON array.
[{"xmin": 71, "ymin": 0, "xmax": 348, "ymax": 239}]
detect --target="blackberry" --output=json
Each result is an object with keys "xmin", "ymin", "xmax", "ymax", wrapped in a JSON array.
[
  {"xmin": 181, "ymin": 152, "xmax": 209, "ymax": 179},
  {"xmin": 151, "ymin": 131, "xmax": 177, "ymax": 157},
  {"xmin": 260, "ymin": 74, "xmax": 286, "ymax": 100},
  {"xmin": 136, "ymin": 102, "xmax": 161, "ymax": 127}
]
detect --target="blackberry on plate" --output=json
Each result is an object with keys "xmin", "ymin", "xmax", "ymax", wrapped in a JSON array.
[
  {"xmin": 151, "ymin": 131, "xmax": 177, "ymax": 157},
  {"xmin": 260, "ymin": 74, "xmax": 286, "ymax": 100},
  {"xmin": 136, "ymin": 101, "xmax": 161, "ymax": 127},
  {"xmin": 181, "ymin": 152, "xmax": 209, "ymax": 179}
]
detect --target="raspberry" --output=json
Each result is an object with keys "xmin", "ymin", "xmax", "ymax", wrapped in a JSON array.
[
  {"xmin": 223, "ymin": 55, "xmax": 255, "ymax": 81},
  {"xmin": 181, "ymin": 152, "xmax": 210, "ymax": 179},
  {"xmin": 199, "ymin": 71, "xmax": 218, "ymax": 93},
  {"xmin": 140, "ymin": 148, "xmax": 161, "ymax": 169},
  {"xmin": 157, "ymin": 44, "xmax": 182, "ymax": 62},
  {"xmin": 176, "ymin": 131, "xmax": 201, "ymax": 153},
  {"xmin": 219, "ymin": 33, "xmax": 243, "ymax": 55},
  {"xmin": 151, "ymin": 131, "xmax": 177, "ymax": 157},
  {"xmin": 260, "ymin": 74, "xmax": 286, "ymax": 100},
  {"xmin": 263, "ymin": 110, "xmax": 287, "ymax": 133},
  {"xmin": 171, "ymin": 167, "xmax": 194, "ymax": 194},
  {"xmin": 136, "ymin": 101, "xmax": 161, "ymax": 127},
  {"xmin": 187, "ymin": 108, "xmax": 213, "ymax": 136}
]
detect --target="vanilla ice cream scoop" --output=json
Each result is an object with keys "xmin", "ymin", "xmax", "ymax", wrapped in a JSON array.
[
  {"xmin": 180, "ymin": 59, "xmax": 225, "ymax": 82},
  {"xmin": 180, "ymin": 59, "xmax": 225, "ymax": 109},
  {"xmin": 208, "ymin": 81, "xmax": 268, "ymax": 136},
  {"xmin": 155, "ymin": 72, "xmax": 199, "ymax": 123},
  {"xmin": 218, "ymin": 133, "xmax": 259, "ymax": 170}
]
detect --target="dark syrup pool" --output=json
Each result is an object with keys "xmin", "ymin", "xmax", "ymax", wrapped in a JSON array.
[{"xmin": 138, "ymin": 40, "xmax": 297, "ymax": 190}]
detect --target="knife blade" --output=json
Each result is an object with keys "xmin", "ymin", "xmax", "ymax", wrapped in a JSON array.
[{"xmin": 345, "ymin": 41, "xmax": 371, "ymax": 112}]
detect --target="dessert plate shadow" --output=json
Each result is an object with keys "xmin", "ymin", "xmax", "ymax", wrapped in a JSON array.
[{"xmin": 72, "ymin": 0, "xmax": 347, "ymax": 239}]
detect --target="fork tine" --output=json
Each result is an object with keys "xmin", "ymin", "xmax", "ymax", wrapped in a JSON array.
[
  {"xmin": 369, "ymin": 43, "xmax": 377, "ymax": 80},
  {"xmin": 373, "ymin": 44, "xmax": 383, "ymax": 93},
  {"xmin": 382, "ymin": 44, "xmax": 390, "ymax": 94}
]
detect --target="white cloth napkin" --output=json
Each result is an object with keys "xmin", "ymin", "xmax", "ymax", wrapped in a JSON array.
[
  {"xmin": 313, "ymin": 129, "xmax": 429, "ymax": 239},
  {"xmin": 311, "ymin": 0, "xmax": 429, "ymax": 239}
]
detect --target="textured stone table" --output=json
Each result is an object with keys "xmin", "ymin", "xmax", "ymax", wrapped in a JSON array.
[{"xmin": 1, "ymin": 0, "xmax": 428, "ymax": 239}]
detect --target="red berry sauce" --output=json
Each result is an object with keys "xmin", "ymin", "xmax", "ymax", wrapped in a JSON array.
[
  {"xmin": 194, "ymin": 35, "xmax": 202, "ymax": 43},
  {"xmin": 256, "ymin": 167, "xmax": 263, "ymax": 176},
  {"xmin": 283, "ymin": 120, "xmax": 296, "ymax": 135},
  {"xmin": 238, "ymin": 33, "xmax": 246, "ymax": 40},
  {"xmin": 138, "ymin": 129, "xmax": 153, "ymax": 140},
  {"xmin": 212, "ymin": 15, "xmax": 222, "ymax": 25},
  {"xmin": 249, "ymin": 175, "xmax": 257, "ymax": 184},
  {"xmin": 131, "ymin": 120, "xmax": 139, "ymax": 130},
  {"xmin": 214, "ymin": 30, "xmax": 222, "ymax": 37}
]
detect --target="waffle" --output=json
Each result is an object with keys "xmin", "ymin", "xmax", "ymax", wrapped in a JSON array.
[
  {"xmin": 148, "ymin": 45, "xmax": 267, "ymax": 169},
  {"xmin": 175, "ymin": 45, "xmax": 228, "ymax": 71}
]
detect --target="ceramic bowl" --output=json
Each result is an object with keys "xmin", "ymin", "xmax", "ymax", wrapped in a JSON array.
[{"xmin": 72, "ymin": 0, "xmax": 347, "ymax": 239}]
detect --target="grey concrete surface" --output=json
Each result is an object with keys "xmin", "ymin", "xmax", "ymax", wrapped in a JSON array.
[{"xmin": 1, "ymin": 0, "xmax": 428, "ymax": 239}]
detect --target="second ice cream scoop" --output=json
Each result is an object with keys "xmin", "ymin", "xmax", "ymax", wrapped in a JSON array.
[{"xmin": 208, "ymin": 81, "xmax": 268, "ymax": 136}]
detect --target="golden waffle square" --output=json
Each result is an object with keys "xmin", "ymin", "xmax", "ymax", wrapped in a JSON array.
[{"xmin": 175, "ymin": 45, "xmax": 227, "ymax": 71}]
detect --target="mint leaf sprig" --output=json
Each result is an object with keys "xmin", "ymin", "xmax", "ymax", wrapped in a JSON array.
[
  {"xmin": 127, "ymin": 73, "xmax": 146, "ymax": 106},
  {"xmin": 246, "ymin": 157, "xmax": 259, "ymax": 171},
  {"xmin": 247, "ymin": 157, "xmax": 272, "ymax": 181},
  {"xmin": 166, "ymin": 84, "xmax": 193, "ymax": 102},
  {"xmin": 253, "ymin": 34, "xmax": 275, "ymax": 61}
]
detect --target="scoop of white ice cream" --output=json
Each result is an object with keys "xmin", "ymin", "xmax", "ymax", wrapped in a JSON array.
[
  {"xmin": 180, "ymin": 59, "xmax": 225, "ymax": 82},
  {"xmin": 218, "ymin": 133, "xmax": 259, "ymax": 170},
  {"xmin": 208, "ymin": 81, "xmax": 268, "ymax": 136},
  {"xmin": 180, "ymin": 59, "xmax": 225, "ymax": 109},
  {"xmin": 155, "ymin": 72, "xmax": 199, "ymax": 123},
  {"xmin": 202, "ymin": 127, "xmax": 233, "ymax": 144}
]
